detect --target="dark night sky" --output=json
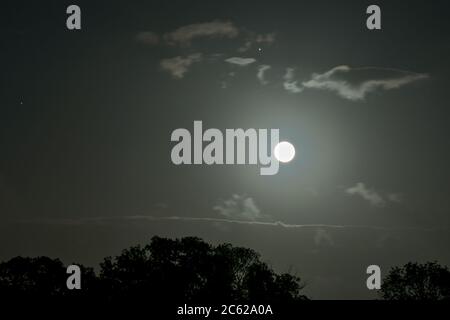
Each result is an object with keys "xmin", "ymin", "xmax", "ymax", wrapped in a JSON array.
[{"xmin": 1, "ymin": 0, "xmax": 450, "ymax": 299}]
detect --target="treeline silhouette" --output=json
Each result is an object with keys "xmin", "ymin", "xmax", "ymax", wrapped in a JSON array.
[
  {"xmin": 0, "ymin": 236, "xmax": 307, "ymax": 305},
  {"xmin": 0, "ymin": 236, "xmax": 449, "ymax": 304}
]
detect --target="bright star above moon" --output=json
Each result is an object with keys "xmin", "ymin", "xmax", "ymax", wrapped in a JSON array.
[{"xmin": 274, "ymin": 141, "xmax": 295, "ymax": 163}]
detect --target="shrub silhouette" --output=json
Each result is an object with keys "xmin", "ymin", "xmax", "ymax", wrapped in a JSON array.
[{"xmin": 381, "ymin": 261, "xmax": 450, "ymax": 300}]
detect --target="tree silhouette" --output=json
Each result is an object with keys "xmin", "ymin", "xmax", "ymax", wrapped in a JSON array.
[
  {"xmin": 0, "ymin": 236, "xmax": 308, "ymax": 305},
  {"xmin": 98, "ymin": 236, "xmax": 307, "ymax": 303},
  {"xmin": 0, "ymin": 256, "xmax": 97, "ymax": 301},
  {"xmin": 2, "ymin": 240, "xmax": 450, "ymax": 304},
  {"xmin": 381, "ymin": 262, "xmax": 450, "ymax": 300},
  {"xmin": 0, "ymin": 256, "xmax": 67, "ymax": 298}
]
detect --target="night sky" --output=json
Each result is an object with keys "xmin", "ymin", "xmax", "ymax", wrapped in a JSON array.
[{"xmin": 1, "ymin": 0, "xmax": 450, "ymax": 299}]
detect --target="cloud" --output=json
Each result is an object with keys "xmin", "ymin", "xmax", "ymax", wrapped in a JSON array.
[
  {"xmin": 346, "ymin": 182, "xmax": 386, "ymax": 207},
  {"xmin": 238, "ymin": 41, "xmax": 253, "ymax": 53},
  {"xmin": 225, "ymin": 57, "xmax": 256, "ymax": 66},
  {"xmin": 137, "ymin": 23, "xmax": 276, "ymax": 51},
  {"xmin": 345, "ymin": 182, "xmax": 403, "ymax": 207},
  {"xmin": 257, "ymin": 65, "xmax": 271, "ymax": 85},
  {"xmin": 314, "ymin": 228, "xmax": 334, "ymax": 247},
  {"xmin": 164, "ymin": 21, "xmax": 238, "ymax": 46},
  {"xmin": 135, "ymin": 22, "xmax": 277, "ymax": 87},
  {"xmin": 255, "ymin": 33, "xmax": 276, "ymax": 45},
  {"xmin": 283, "ymin": 68, "xmax": 303, "ymax": 93},
  {"xmin": 135, "ymin": 31, "xmax": 160, "ymax": 45},
  {"xmin": 238, "ymin": 32, "xmax": 276, "ymax": 52},
  {"xmin": 16, "ymin": 215, "xmax": 440, "ymax": 232},
  {"xmin": 160, "ymin": 53, "xmax": 202, "ymax": 79},
  {"xmin": 213, "ymin": 194, "xmax": 262, "ymax": 221},
  {"xmin": 302, "ymin": 65, "xmax": 428, "ymax": 100}
]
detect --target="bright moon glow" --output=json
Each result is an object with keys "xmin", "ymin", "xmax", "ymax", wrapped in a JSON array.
[{"xmin": 274, "ymin": 141, "xmax": 295, "ymax": 163}]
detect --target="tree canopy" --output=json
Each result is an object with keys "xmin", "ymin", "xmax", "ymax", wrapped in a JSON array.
[
  {"xmin": 381, "ymin": 261, "xmax": 450, "ymax": 300},
  {"xmin": 2, "ymin": 237, "xmax": 450, "ymax": 303},
  {"xmin": 0, "ymin": 236, "xmax": 307, "ymax": 304}
]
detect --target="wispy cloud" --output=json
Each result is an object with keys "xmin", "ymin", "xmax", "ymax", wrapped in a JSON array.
[
  {"xmin": 346, "ymin": 182, "xmax": 385, "ymax": 207},
  {"xmin": 160, "ymin": 53, "xmax": 202, "ymax": 79},
  {"xmin": 283, "ymin": 68, "xmax": 303, "ymax": 93},
  {"xmin": 238, "ymin": 32, "xmax": 276, "ymax": 52},
  {"xmin": 257, "ymin": 65, "xmax": 271, "ymax": 85},
  {"xmin": 255, "ymin": 33, "xmax": 276, "ymax": 45},
  {"xmin": 225, "ymin": 57, "xmax": 256, "ymax": 66},
  {"xmin": 15, "ymin": 215, "xmax": 441, "ymax": 232},
  {"xmin": 302, "ymin": 65, "xmax": 428, "ymax": 100},
  {"xmin": 164, "ymin": 21, "xmax": 239, "ymax": 46},
  {"xmin": 345, "ymin": 182, "xmax": 403, "ymax": 207},
  {"xmin": 137, "ymin": 22, "xmax": 276, "ymax": 52},
  {"xmin": 213, "ymin": 194, "xmax": 262, "ymax": 221}
]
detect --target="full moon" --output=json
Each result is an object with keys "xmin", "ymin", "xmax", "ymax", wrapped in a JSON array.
[{"xmin": 274, "ymin": 141, "xmax": 295, "ymax": 163}]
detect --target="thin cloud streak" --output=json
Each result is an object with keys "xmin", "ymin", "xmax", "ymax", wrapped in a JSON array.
[
  {"xmin": 302, "ymin": 65, "xmax": 428, "ymax": 100},
  {"xmin": 13, "ymin": 215, "xmax": 445, "ymax": 231},
  {"xmin": 164, "ymin": 21, "xmax": 239, "ymax": 46},
  {"xmin": 225, "ymin": 57, "xmax": 256, "ymax": 66},
  {"xmin": 257, "ymin": 65, "xmax": 271, "ymax": 85}
]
